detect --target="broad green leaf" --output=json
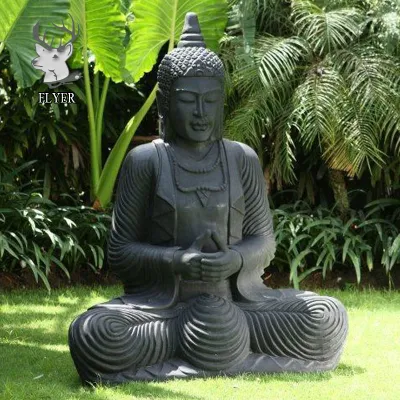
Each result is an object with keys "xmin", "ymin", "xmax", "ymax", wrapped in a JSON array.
[
  {"xmin": 358, "ymin": 218, "xmax": 397, "ymax": 231},
  {"xmin": 36, "ymin": 267, "xmax": 51, "ymax": 292},
  {"xmin": 289, "ymin": 249, "xmax": 312, "ymax": 281},
  {"xmin": 4, "ymin": 241, "xmax": 18, "ymax": 259},
  {"xmin": 389, "ymin": 234, "xmax": 400, "ymax": 270},
  {"xmin": 50, "ymin": 255, "xmax": 70, "ymax": 279},
  {"xmin": 7, "ymin": 232, "xmax": 25, "ymax": 251},
  {"xmin": 316, "ymin": 248, "xmax": 328, "ymax": 268},
  {"xmin": 96, "ymin": 1, "xmax": 228, "ymax": 206},
  {"xmin": 298, "ymin": 266, "xmax": 322, "ymax": 284},
  {"xmin": 88, "ymin": 244, "xmax": 98, "ymax": 267},
  {"xmin": 347, "ymin": 249, "xmax": 361, "ymax": 283},
  {"xmin": 125, "ymin": 0, "xmax": 228, "ymax": 83},
  {"xmin": 389, "ymin": 234, "xmax": 400, "ymax": 257},
  {"xmin": 366, "ymin": 250, "xmax": 374, "ymax": 272},
  {"xmin": 95, "ymin": 245, "xmax": 104, "ymax": 269},
  {"xmin": 69, "ymin": 0, "xmax": 126, "ymax": 82},
  {"xmin": 0, "ymin": 0, "xmax": 69, "ymax": 88},
  {"xmin": 342, "ymin": 237, "xmax": 351, "ymax": 263},
  {"xmin": 288, "ymin": 233, "xmax": 310, "ymax": 252},
  {"xmin": 305, "ymin": 219, "xmax": 332, "ymax": 230}
]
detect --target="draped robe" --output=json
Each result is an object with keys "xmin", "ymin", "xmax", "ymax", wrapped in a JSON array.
[{"xmin": 107, "ymin": 138, "xmax": 284, "ymax": 307}]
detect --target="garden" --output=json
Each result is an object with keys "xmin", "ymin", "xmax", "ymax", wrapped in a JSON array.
[{"xmin": 1, "ymin": 0, "xmax": 400, "ymax": 399}]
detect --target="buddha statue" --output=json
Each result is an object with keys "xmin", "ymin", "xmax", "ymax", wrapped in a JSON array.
[{"xmin": 68, "ymin": 12, "xmax": 348, "ymax": 384}]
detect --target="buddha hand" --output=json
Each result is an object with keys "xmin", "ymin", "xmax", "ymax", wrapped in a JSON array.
[
  {"xmin": 173, "ymin": 230, "xmax": 214, "ymax": 280},
  {"xmin": 200, "ymin": 231, "xmax": 242, "ymax": 282}
]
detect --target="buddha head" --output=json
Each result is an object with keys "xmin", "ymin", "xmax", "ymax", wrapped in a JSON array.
[{"xmin": 157, "ymin": 13, "xmax": 225, "ymax": 144}]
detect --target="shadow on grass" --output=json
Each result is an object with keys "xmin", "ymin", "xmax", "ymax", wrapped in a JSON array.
[
  {"xmin": 335, "ymin": 363, "xmax": 366, "ymax": 376},
  {"xmin": 0, "ymin": 287, "xmax": 369, "ymax": 399},
  {"xmin": 221, "ymin": 361, "xmax": 366, "ymax": 385},
  {"xmin": 2, "ymin": 342, "xmax": 207, "ymax": 400},
  {"xmin": 1, "ymin": 290, "xmax": 207, "ymax": 399}
]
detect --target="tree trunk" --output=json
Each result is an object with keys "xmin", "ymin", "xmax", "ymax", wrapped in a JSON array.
[{"xmin": 329, "ymin": 169, "xmax": 349, "ymax": 218}]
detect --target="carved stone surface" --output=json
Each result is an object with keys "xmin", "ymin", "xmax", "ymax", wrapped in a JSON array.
[{"xmin": 68, "ymin": 12, "xmax": 348, "ymax": 384}]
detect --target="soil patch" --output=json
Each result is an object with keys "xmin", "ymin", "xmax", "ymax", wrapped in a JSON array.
[
  {"xmin": 264, "ymin": 264, "xmax": 400, "ymax": 291},
  {"xmin": 0, "ymin": 265, "xmax": 119, "ymax": 291},
  {"xmin": 1, "ymin": 263, "xmax": 399, "ymax": 292}
]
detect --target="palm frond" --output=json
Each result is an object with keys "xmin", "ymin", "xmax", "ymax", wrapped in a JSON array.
[
  {"xmin": 291, "ymin": 66, "xmax": 343, "ymax": 152},
  {"xmin": 230, "ymin": 49, "xmax": 261, "ymax": 97},
  {"xmin": 225, "ymin": 87, "xmax": 273, "ymax": 150},
  {"xmin": 326, "ymin": 109, "xmax": 385, "ymax": 176},
  {"xmin": 226, "ymin": 0, "xmax": 257, "ymax": 51},
  {"xmin": 255, "ymin": 0, "xmax": 294, "ymax": 35},
  {"xmin": 362, "ymin": 0, "xmax": 400, "ymax": 56},
  {"xmin": 292, "ymin": 0, "xmax": 363, "ymax": 55},
  {"xmin": 332, "ymin": 45, "xmax": 400, "ymax": 155},
  {"xmin": 256, "ymin": 35, "xmax": 311, "ymax": 89},
  {"xmin": 269, "ymin": 113, "xmax": 297, "ymax": 188}
]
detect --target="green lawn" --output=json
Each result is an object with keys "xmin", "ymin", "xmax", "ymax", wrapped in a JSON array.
[{"xmin": 1, "ymin": 286, "xmax": 399, "ymax": 400}]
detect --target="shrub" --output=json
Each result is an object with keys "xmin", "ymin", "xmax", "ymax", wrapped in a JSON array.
[
  {"xmin": 272, "ymin": 198, "xmax": 400, "ymax": 289},
  {"xmin": 0, "ymin": 166, "xmax": 111, "ymax": 290}
]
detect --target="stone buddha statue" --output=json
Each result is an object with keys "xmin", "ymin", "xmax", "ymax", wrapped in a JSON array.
[{"xmin": 69, "ymin": 12, "xmax": 348, "ymax": 384}]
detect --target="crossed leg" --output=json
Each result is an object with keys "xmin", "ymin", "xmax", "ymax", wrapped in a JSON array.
[
  {"xmin": 238, "ymin": 293, "xmax": 348, "ymax": 369},
  {"xmin": 69, "ymin": 293, "xmax": 348, "ymax": 383},
  {"xmin": 68, "ymin": 303, "xmax": 180, "ymax": 383}
]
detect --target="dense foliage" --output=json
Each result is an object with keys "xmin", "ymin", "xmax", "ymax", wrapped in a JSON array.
[
  {"xmin": 223, "ymin": 0, "xmax": 400, "ymax": 212},
  {"xmin": 0, "ymin": 0, "xmax": 399, "ymax": 289},
  {"xmin": 0, "ymin": 166, "xmax": 110, "ymax": 290},
  {"xmin": 272, "ymin": 196, "xmax": 400, "ymax": 289}
]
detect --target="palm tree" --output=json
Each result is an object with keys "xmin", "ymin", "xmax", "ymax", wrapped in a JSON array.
[{"xmin": 222, "ymin": 0, "xmax": 400, "ymax": 214}]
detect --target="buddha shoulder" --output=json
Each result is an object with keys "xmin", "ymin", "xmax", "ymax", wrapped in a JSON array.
[
  {"xmin": 223, "ymin": 139, "xmax": 260, "ymax": 164},
  {"xmin": 123, "ymin": 142, "xmax": 159, "ymax": 173}
]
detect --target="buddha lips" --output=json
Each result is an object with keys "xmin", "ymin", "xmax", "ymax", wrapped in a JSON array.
[{"xmin": 191, "ymin": 121, "xmax": 209, "ymax": 131}]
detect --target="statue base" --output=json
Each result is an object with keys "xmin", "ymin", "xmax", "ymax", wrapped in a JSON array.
[{"xmin": 78, "ymin": 353, "xmax": 341, "ymax": 384}]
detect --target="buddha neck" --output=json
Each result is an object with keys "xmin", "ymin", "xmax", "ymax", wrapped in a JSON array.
[{"xmin": 172, "ymin": 136, "xmax": 216, "ymax": 161}]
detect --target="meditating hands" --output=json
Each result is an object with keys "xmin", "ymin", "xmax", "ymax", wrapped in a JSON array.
[{"xmin": 173, "ymin": 229, "xmax": 242, "ymax": 282}]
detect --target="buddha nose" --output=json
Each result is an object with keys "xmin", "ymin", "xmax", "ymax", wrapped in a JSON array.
[{"xmin": 193, "ymin": 97, "xmax": 206, "ymax": 117}]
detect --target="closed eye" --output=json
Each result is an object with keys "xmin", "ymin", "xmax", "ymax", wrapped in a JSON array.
[
  {"xmin": 178, "ymin": 95, "xmax": 195, "ymax": 103},
  {"xmin": 204, "ymin": 93, "xmax": 219, "ymax": 103}
]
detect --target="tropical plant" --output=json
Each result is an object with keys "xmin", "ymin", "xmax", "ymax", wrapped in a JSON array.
[
  {"xmin": 222, "ymin": 0, "xmax": 400, "ymax": 214},
  {"xmin": 95, "ymin": 0, "xmax": 228, "ymax": 207},
  {"xmin": 0, "ymin": 0, "xmax": 228, "ymax": 207},
  {"xmin": 0, "ymin": 169, "xmax": 111, "ymax": 291},
  {"xmin": 364, "ymin": 0, "xmax": 400, "ymax": 56},
  {"xmin": 0, "ymin": 54, "xmax": 90, "ymax": 200},
  {"xmin": 271, "ymin": 197, "xmax": 400, "ymax": 289}
]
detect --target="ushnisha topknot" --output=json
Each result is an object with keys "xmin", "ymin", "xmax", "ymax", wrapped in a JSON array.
[{"xmin": 157, "ymin": 12, "xmax": 224, "ymax": 114}]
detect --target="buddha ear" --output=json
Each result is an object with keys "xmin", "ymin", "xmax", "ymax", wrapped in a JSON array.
[
  {"xmin": 156, "ymin": 89, "xmax": 163, "ymax": 115},
  {"xmin": 156, "ymin": 89, "xmax": 166, "ymax": 137}
]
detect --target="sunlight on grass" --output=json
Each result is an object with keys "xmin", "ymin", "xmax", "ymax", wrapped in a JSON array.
[
  {"xmin": 1, "ymin": 286, "xmax": 399, "ymax": 400},
  {"xmin": 1, "ymin": 338, "xmax": 69, "ymax": 353},
  {"xmin": 1, "ymin": 305, "xmax": 68, "ymax": 314}
]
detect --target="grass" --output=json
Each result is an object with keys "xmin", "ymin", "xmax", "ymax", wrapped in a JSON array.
[{"xmin": 1, "ymin": 286, "xmax": 400, "ymax": 400}]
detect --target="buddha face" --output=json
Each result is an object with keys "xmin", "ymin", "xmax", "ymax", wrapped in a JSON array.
[{"xmin": 168, "ymin": 76, "xmax": 223, "ymax": 143}]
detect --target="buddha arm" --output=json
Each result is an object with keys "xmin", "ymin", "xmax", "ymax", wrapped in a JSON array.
[
  {"xmin": 230, "ymin": 144, "xmax": 276, "ymax": 298},
  {"xmin": 108, "ymin": 145, "xmax": 179, "ymax": 285}
]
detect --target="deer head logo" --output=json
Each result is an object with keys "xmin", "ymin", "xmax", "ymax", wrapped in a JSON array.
[{"xmin": 32, "ymin": 14, "xmax": 81, "ymax": 88}]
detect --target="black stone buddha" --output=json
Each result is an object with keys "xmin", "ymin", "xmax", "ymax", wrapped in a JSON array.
[{"xmin": 68, "ymin": 12, "xmax": 348, "ymax": 383}]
